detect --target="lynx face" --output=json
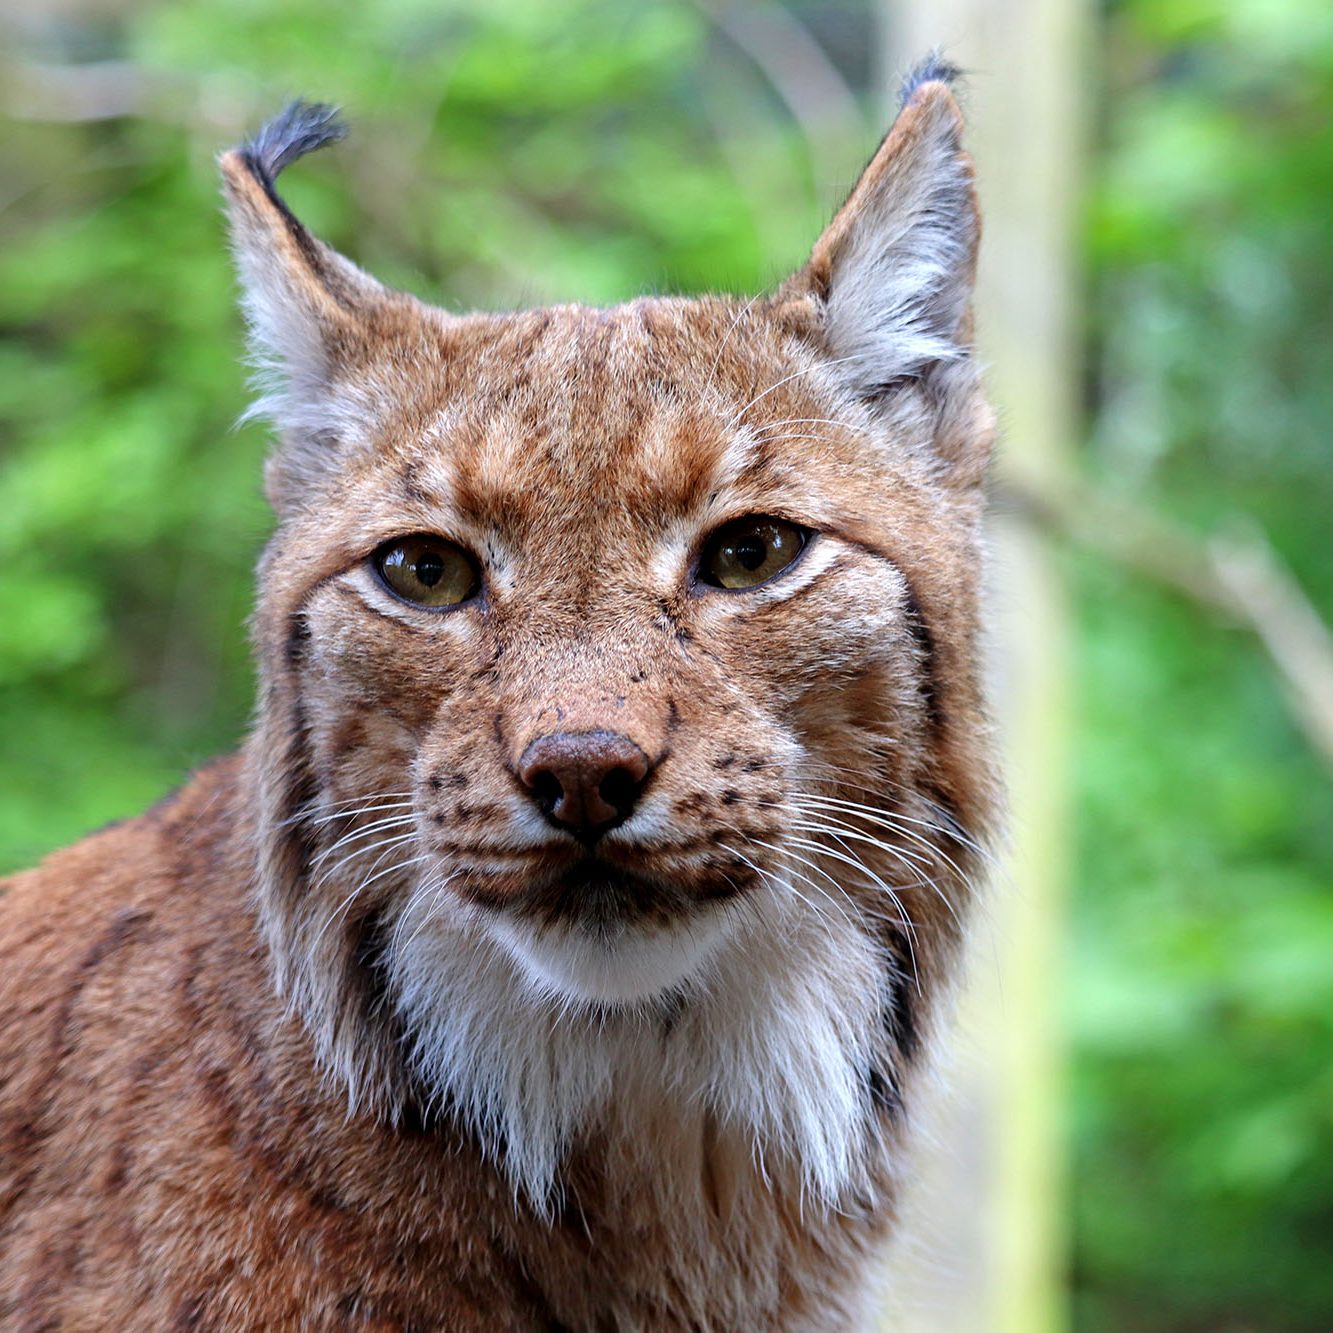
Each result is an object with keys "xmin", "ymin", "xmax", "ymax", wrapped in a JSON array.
[
  {"xmin": 224, "ymin": 74, "xmax": 996, "ymax": 1204},
  {"xmin": 276, "ymin": 303, "xmax": 957, "ymax": 1008}
]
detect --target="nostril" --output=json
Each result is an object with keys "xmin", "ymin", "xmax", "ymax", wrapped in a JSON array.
[
  {"xmin": 598, "ymin": 766, "xmax": 640, "ymax": 817},
  {"xmin": 529, "ymin": 768, "xmax": 563, "ymax": 815},
  {"xmin": 517, "ymin": 730, "xmax": 653, "ymax": 838}
]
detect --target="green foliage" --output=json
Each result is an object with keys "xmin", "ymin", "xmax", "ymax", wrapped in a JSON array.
[
  {"xmin": 1, "ymin": 2, "xmax": 1330, "ymax": 1329},
  {"xmin": 1073, "ymin": 1, "xmax": 1333, "ymax": 1328}
]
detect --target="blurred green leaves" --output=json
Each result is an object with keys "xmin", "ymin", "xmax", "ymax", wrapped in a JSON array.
[
  {"xmin": 1, "ymin": 2, "xmax": 1330, "ymax": 1329},
  {"xmin": 1073, "ymin": 1, "xmax": 1333, "ymax": 1328}
]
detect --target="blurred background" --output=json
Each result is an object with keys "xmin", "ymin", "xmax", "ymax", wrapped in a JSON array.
[{"xmin": 1, "ymin": 0, "xmax": 1329, "ymax": 1328}]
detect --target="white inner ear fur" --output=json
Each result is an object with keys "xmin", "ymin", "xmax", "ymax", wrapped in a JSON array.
[
  {"xmin": 228, "ymin": 216, "xmax": 403, "ymax": 509},
  {"xmin": 824, "ymin": 103, "xmax": 977, "ymax": 396}
]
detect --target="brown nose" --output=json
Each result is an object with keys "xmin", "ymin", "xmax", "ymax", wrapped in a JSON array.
[{"xmin": 518, "ymin": 730, "xmax": 651, "ymax": 841}]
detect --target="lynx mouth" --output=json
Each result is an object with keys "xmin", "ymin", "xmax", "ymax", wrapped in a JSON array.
[
  {"xmin": 478, "ymin": 856, "xmax": 746, "ymax": 1005},
  {"xmin": 527, "ymin": 858, "xmax": 696, "ymax": 926}
]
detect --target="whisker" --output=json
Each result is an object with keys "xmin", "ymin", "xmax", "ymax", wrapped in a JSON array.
[
  {"xmin": 312, "ymin": 829, "xmax": 417, "ymax": 895},
  {"xmin": 794, "ymin": 796, "xmax": 975, "ymax": 890},
  {"xmin": 800, "ymin": 791, "xmax": 963, "ymax": 840},
  {"xmin": 302, "ymin": 799, "xmax": 415, "ymax": 830},
  {"xmin": 749, "ymin": 837, "xmax": 865, "ymax": 938},
  {"xmin": 748, "ymin": 416, "xmax": 859, "ymax": 437},
  {"xmin": 313, "ymin": 852, "xmax": 432, "ymax": 953},
  {"xmin": 789, "ymin": 820, "xmax": 963, "ymax": 938},
  {"xmin": 769, "ymin": 834, "xmax": 923, "ymax": 994},
  {"xmin": 720, "ymin": 842, "xmax": 843, "ymax": 946},
  {"xmin": 312, "ymin": 813, "xmax": 418, "ymax": 869},
  {"xmin": 790, "ymin": 813, "xmax": 934, "ymax": 869},
  {"xmin": 800, "ymin": 762, "xmax": 996, "ymax": 862},
  {"xmin": 794, "ymin": 798, "xmax": 978, "ymax": 893},
  {"xmin": 706, "ymin": 814, "xmax": 854, "ymax": 947},
  {"xmin": 794, "ymin": 771, "xmax": 996, "ymax": 867},
  {"xmin": 741, "ymin": 433, "xmax": 846, "ymax": 449},
  {"xmin": 726, "ymin": 353, "xmax": 875, "ymax": 429},
  {"xmin": 275, "ymin": 791, "xmax": 414, "ymax": 830},
  {"xmin": 393, "ymin": 871, "xmax": 456, "ymax": 952},
  {"xmin": 701, "ymin": 291, "xmax": 765, "ymax": 403}
]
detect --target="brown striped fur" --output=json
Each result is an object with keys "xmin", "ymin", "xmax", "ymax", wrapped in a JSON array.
[{"xmin": 1, "ymin": 68, "xmax": 998, "ymax": 1329}]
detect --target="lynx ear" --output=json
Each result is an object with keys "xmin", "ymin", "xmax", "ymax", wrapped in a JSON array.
[
  {"xmin": 795, "ymin": 57, "xmax": 979, "ymax": 399},
  {"xmin": 220, "ymin": 103, "xmax": 400, "ymax": 508}
]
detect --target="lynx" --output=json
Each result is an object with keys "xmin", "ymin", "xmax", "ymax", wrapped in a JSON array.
[{"xmin": 0, "ymin": 57, "xmax": 997, "ymax": 1329}]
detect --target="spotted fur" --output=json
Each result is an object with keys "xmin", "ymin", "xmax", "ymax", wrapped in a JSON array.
[{"xmin": 0, "ymin": 62, "xmax": 998, "ymax": 1329}]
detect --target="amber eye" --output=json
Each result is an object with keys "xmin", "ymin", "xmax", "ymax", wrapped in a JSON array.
[
  {"xmin": 697, "ymin": 516, "xmax": 810, "ymax": 591},
  {"xmin": 373, "ymin": 535, "xmax": 480, "ymax": 608}
]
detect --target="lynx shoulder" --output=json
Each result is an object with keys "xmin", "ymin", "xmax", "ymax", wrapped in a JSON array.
[{"xmin": 0, "ymin": 58, "xmax": 998, "ymax": 1329}]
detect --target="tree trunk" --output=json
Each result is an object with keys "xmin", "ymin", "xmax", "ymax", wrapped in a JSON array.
[{"xmin": 877, "ymin": 2, "xmax": 1086, "ymax": 1329}]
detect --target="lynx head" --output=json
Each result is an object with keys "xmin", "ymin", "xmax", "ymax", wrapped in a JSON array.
[{"xmin": 224, "ymin": 59, "xmax": 997, "ymax": 1207}]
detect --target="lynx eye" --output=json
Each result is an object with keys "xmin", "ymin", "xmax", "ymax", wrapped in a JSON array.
[
  {"xmin": 698, "ymin": 516, "xmax": 810, "ymax": 591},
  {"xmin": 373, "ymin": 535, "xmax": 479, "ymax": 609}
]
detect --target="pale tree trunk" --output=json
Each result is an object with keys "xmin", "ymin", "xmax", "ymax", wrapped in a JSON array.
[{"xmin": 877, "ymin": 2, "xmax": 1086, "ymax": 1330}]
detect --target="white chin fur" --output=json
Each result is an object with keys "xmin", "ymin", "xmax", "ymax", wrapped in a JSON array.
[
  {"xmin": 387, "ymin": 882, "xmax": 885, "ymax": 1208},
  {"xmin": 484, "ymin": 909, "xmax": 734, "ymax": 1006}
]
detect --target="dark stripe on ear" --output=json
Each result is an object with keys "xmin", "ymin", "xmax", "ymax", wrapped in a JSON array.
[
  {"xmin": 898, "ymin": 52, "xmax": 962, "ymax": 107},
  {"xmin": 228, "ymin": 101, "xmax": 366, "ymax": 310},
  {"xmin": 242, "ymin": 100, "xmax": 347, "ymax": 186},
  {"xmin": 237, "ymin": 102, "xmax": 346, "ymax": 247}
]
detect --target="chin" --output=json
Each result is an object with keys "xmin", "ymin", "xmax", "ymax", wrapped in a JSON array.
[{"xmin": 483, "ymin": 907, "xmax": 735, "ymax": 1007}]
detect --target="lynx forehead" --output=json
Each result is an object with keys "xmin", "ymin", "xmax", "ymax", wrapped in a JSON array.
[{"xmin": 1, "ymin": 57, "xmax": 999, "ymax": 1329}]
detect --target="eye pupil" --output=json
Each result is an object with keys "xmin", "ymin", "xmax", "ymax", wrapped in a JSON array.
[
  {"xmin": 699, "ymin": 516, "xmax": 809, "ymax": 591},
  {"xmin": 373, "ymin": 535, "xmax": 478, "ymax": 609},
  {"xmin": 415, "ymin": 553, "xmax": 444, "ymax": 587},
  {"xmin": 734, "ymin": 537, "xmax": 767, "ymax": 571}
]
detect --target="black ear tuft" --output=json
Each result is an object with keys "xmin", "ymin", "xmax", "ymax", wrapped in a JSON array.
[
  {"xmin": 898, "ymin": 51, "xmax": 962, "ymax": 107},
  {"xmin": 239, "ymin": 101, "xmax": 348, "ymax": 191}
]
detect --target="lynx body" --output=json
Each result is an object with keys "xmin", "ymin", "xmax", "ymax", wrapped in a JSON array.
[{"xmin": 0, "ymin": 61, "xmax": 997, "ymax": 1329}]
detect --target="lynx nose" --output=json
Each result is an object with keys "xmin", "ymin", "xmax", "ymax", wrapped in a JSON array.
[{"xmin": 518, "ymin": 730, "xmax": 651, "ymax": 841}]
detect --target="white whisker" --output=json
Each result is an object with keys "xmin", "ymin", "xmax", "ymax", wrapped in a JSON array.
[
  {"xmin": 800, "ymin": 848, "xmax": 919, "ymax": 995},
  {"xmin": 312, "ymin": 829, "xmax": 417, "ymax": 895},
  {"xmin": 303, "ymin": 799, "xmax": 415, "ymax": 830},
  {"xmin": 313, "ymin": 851, "xmax": 432, "ymax": 953},
  {"xmin": 701, "ymin": 291, "xmax": 765, "ymax": 403},
  {"xmin": 311, "ymin": 812, "xmax": 417, "ymax": 869},
  {"xmin": 789, "ymin": 819, "xmax": 963, "ymax": 938},
  {"xmin": 275, "ymin": 790, "xmax": 414, "ymax": 830},
  {"xmin": 726, "ymin": 353, "xmax": 874, "ymax": 429},
  {"xmin": 795, "ymin": 797, "xmax": 978, "ymax": 896}
]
